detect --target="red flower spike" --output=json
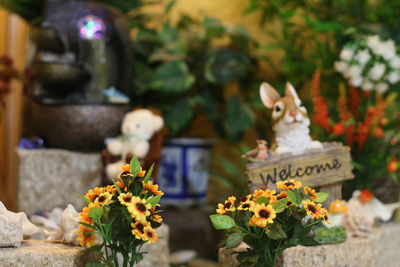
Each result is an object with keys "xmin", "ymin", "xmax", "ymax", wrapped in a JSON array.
[{"xmin": 359, "ymin": 189, "xmax": 374, "ymax": 204}]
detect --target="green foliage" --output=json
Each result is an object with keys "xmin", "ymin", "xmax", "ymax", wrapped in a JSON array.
[
  {"xmin": 210, "ymin": 214, "xmax": 236, "ymax": 230},
  {"xmin": 313, "ymin": 225, "xmax": 347, "ymax": 244}
]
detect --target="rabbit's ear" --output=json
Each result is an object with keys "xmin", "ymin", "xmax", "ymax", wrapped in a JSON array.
[
  {"xmin": 260, "ymin": 82, "xmax": 280, "ymax": 109},
  {"xmin": 284, "ymin": 82, "xmax": 299, "ymax": 99}
]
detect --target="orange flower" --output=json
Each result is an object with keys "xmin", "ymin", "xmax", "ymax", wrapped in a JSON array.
[
  {"xmin": 320, "ymin": 208, "xmax": 330, "ymax": 224},
  {"xmin": 302, "ymin": 200, "xmax": 322, "ymax": 219},
  {"xmin": 276, "ymin": 191, "xmax": 292, "ymax": 207},
  {"xmin": 118, "ymin": 193, "xmax": 134, "ymax": 206},
  {"xmin": 332, "ymin": 123, "xmax": 344, "ymax": 136},
  {"xmin": 131, "ymin": 220, "xmax": 151, "ymax": 240},
  {"xmin": 127, "ymin": 197, "xmax": 151, "ymax": 222},
  {"xmin": 85, "ymin": 187, "xmax": 103, "ymax": 203},
  {"xmin": 304, "ymin": 186, "xmax": 318, "ymax": 201},
  {"xmin": 105, "ymin": 185, "xmax": 118, "ymax": 195},
  {"xmin": 253, "ymin": 189, "xmax": 277, "ymax": 205},
  {"xmin": 79, "ymin": 203, "xmax": 98, "ymax": 225},
  {"xmin": 359, "ymin": 189, "xmax": 374, "ymax": 204},
  {"xmin": 216, "ymin": 196, "xmax": 236, "ymax": 215},
  {"xmin": 387, "ymin": 158, "xmax": 398, "ymax": 173},
  {"xmin": 373, "ymin": 127, "xmax": 383, "ymax": 138},
  {"xmin": 142, "ymin": 181, "xmax": 164, "ymax": 196},
  {"xmin": 77, "ymin": 225, "xmax": 97, "ymax": 248},
  {"xmin": 237, "ymin": 194, "xmax": 253, "ymax": 211},
  {"xmin": 277, "ymin": 179, "xmax": 302, "ymax": 190},
  {"xmin": 142, "ymin": 227, "xmax": 158, "ymax": 243},
  {"xmin": 94, "ymin": 192, "xmax": 112, "ymax": 206},
  {"xmin": 137, "ymin": 167, "xmax": 146, "ymax": 178},
  {"xmin": 150, "ymin": 214, "xmax": 163, "ymax": 223}
]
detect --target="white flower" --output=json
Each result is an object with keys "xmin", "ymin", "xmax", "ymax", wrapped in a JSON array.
[
  {"xmin": 361, "ymin": 80, "xmax": 374, "ymax": 91},
  {"xmin": 386, "ymin": 71, "xmax": 400, "ymax": 84},
  {"xmin": 344, "ymin": 65, "xmax": 362, "ymax": 79},
  {"xmin": 340, "ymin": 48, "xmax": 354, "ymax": 61},
  {"xmin": 350, "ymin": 76, "xmax": 363, "ymax": 87},
  {"xmin": 354, "ymin": 49, "xmax": 371, "ymax": 65},
  {"xmin": 375, "ymin": 82, "xmax": 389, "ymax": 93},
  {"xmin": 367, "ymin": 35, "xmax": 382, "ymax": 51},
  {"xmin": 334, "ymin": 61, "xmax": 348, "ymax": 73},
  {"xmin": 375, "ymin": 40, "xmax": 396, "ymax": 60},
  {"xmin": 390, "ymin": 56, "xmax": 400, "ymax": 68},
  {"xmin": 368, "ymin": 63, "xmax": 386, "ymax": 81}
]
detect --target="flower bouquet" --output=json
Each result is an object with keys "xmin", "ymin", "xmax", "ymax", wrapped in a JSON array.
[
  {"xmin": 210, "ymin": 180, "xmax": 328, "ymax": 267},
  {"xmin": 78, "ymin": 156, "xmax": 163, "ymax": 267}
]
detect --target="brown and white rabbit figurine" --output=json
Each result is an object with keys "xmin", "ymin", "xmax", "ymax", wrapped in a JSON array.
[{"xmin": 260, "ymin": 82, "xmax": 322, "ymax": 155}]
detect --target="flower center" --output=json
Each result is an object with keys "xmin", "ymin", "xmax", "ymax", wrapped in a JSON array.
[
  {"xmin": 307, "ymin": 204, "xmax": 317, "ymax": 213},
  {"xmin": 259, "ymin": 209, "xmax": 270, "ymax": 218},
  {"xmin": 136, "ymin": 223, "xmax": 144, "ymax": 233},
  {"xmin": 242, "ymin": 204, "xmax": 250, "ymax": 209},
  {"xmin": 225, "ymin": 202, "xmax": 232, "ymax": 209},
  {"xmin": 284, "ymin": 182, "xmax": 294, "ymax": 187},
  {"xmin": 123, "ymin": 196, "xmax": 132, "ymax": 203},
  {"xmin": 98, "ymin": 196, "xmax": 106, "ymax": 203},
  {"xmin": 121, "ymin": 171, "xmax": 130, "ymax": 176},
  {"xmin": 136, "ymin": 202, "xmax": 147, "ymax": 212},
  {"xmin": 277, "ymin": 195, "xmax": 286, "ymax": 200},
  {"xmin": 240, "ymin": 195, "xmax": 248, "ymax": 202},
  {"xmin": 146, "ymin": 231, "xmax": 153, "ymax": 238}
]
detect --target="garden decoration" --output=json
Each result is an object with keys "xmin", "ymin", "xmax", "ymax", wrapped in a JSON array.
[
  {"xmin": 241, "ymin": 140, "xmax": 269, "ymax": 161},
  {"xmin": 105, "ymin": 109, "xmax": 164, "ymax": 180},
  {"xmin": 325, "ymin": 200, "xmax": 348, "ymax": 227},
  {"xmin": 210, "ymin": 180, "xmax": 329, "ymax": 267},
  {"xmin": 246, "ymin": 82, "xmax": 353, "ymax": 204},
  {"xmin": 259, "ymin": 82, "xmax": 323, "ymax": 155},
  {"xmin": 78, "ymin": 156, "xmax": 164, "ymax": 266}
]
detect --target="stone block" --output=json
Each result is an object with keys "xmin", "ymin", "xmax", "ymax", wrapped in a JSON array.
[
  {"xmin": 17, "ymin": 149, "xmax": 102, "ymax": 216},
  {"xmin": 0, "ymin": 224, "xmax": 169, "ymax": 267},
  {"xmin": 219, "ymin": 222, "xmax": 400, "ymax": 267}
]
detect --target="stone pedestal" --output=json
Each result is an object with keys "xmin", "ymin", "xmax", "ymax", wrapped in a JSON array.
[
  {"xmin": 17, "ymin": 149, "xmax": 102, "ymax": 216},
  {"xmin": 0, "ymin": 224, "xmax": 169, "ymax": 266},
  {"xmin": 219, "ymin": 222, "xmax": 400, "ymax": 267}
]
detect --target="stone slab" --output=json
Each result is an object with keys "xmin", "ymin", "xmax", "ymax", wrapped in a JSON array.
[
  {"xmin": 219, "ymin": 222, "xmax": 400, "ymax": 267},
  {"xmin": 17, "ymin": 149, "xmax": 102, "ymax": 216},
  {"xmin": 0, "ymin": 224, "xmax": 169, "ymax": 267}
]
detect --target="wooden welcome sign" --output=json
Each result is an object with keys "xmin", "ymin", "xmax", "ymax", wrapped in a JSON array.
[{"xmin": 246, "ymin": 142, "xmax": 354, "ymax": 203}]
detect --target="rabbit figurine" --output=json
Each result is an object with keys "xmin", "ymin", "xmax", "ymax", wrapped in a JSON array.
[{"xmin": 260, "ymin": 82, "xmax": 322, "ymax": 155}]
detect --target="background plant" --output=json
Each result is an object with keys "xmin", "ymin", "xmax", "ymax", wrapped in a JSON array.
[
  {"xmin": 210, "ymin": 181, "xmax": 328, "ymax": 267},
  {"xmin": 78, "ymin": 157, "xmax": 163, "ymax": 267}
]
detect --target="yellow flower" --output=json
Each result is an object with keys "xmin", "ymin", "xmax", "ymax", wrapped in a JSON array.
[
  {"xmin": 302, "ymin": 199, "xmax": 322, "ymax": 219},
  {"xmin": 320, "ymin": 208, "xmax": 330, "ymax": 224},
  {"xmin": 143, "ymin": 181, "xmax": 164, "ymax": 196},
  {"xmin": 237, "ymin": 194, "xmax": 253, "ymax": 211},
  {"xmin": 253, "ymin": 189, "xmax": 277, "ymax": 205},
  {"xmin": 105, "ymin": 185, "xmax": 118, "ymax": 195},
  {"xmin": 216, "ymin": 196, "xmax": 236, "ymax": 215},
  {"xmin": 249, "ymin": 203, "xmax": 276, "ymax": 227},
  {"xmin": 131, "ymin": 220, "xmax": 151, "ymax": 240},
  {"xmin": 79, "ymin": 203, "xmax": 98, "ymax": 225},
  {"xmin": 143, "ymin": 227, "xmax": 158, "ymax": 243},
  {"xmin": 150, "ymin": 214, "xmax": 163, "ymax": 223},
  {"xmin": 94, "ymin": 192, "xmax": 112, "ymax": 206},
  {"xmin": 150, "ymin": 204, "xmax": 161, "ymax": 214},
  {"xmin": 277, "ymin": 179, "xmax": 302, "ymax": 190},
  {"xmin": 127, "ymin": 197, "xmax": 151, "ymax": 222},
  {"xmin": 304, "ymin": 186, "xmax": 318, "ymax": 201},
  {"xmin": 118, "ymin": 164, "xmax": 133, "ymax": 178},
  {"xmin": 118, "ymin": 193, "xmax": 134, "ymax": 206},
  {"xmin": 77, "ymin": 225, "xmax": 97, "ymax": 248},
  {"xmin": 85, "ymin": 187, "xmax": 103, "ymax": 203}
]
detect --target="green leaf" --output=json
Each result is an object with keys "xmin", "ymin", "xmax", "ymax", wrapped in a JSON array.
[
  {"xmin": 267, "ymin": 224, "xmax": 287, "ymax": 240},
  {"xmin": 255, "ymin": 196, "xmax": 270, "ymax": 205},
  {"xmin": 88, "ymin": 207, "xmax": 103, "ymax": 220},
  {"xmin": 79, "ymin": 222, "xmax": 97, "ymax": 231},
  {"xmin": 164, "ymin": 99, "xmax": 194, "ymax": 136},
  {"xmin": 225, "ymin": 232, "xmax": 243, "ymax": 249},
  {"xmin": 210, "ymin": 214, "xmax": 236, "ymax": 230},
  {"xmin": 78, "ymin": 194, "xmax": 91, "ymax": 205},
  {"xmin": 315, "ymin": 192, "xmax": 329, "ymax": 203},
  {"xmin": 150, "ymin": 61, "xmax": 195, "ymax": 93},
  {"xmin": 225, "ymin": 97, "xmax": 255, "ymax": 142},
  {"xmin": 146, "ymin": 195, "xmax": 161, "ymax": 207},
  {"xmin": 272, "ymin": 198, "xmax": 288, "ymax": 213},
  {"xmin": 204, "ymin": 49, "xmax": 250, "ymax": 83},
  {"xmin": 143, "ymin": 163, "xmax": 154, "ymax": 183},
  {"xmin": 287, "ymin": 190, "xmax": 301, "ymax": 206},
  {"xmin": 130, "ymin": 155, "xmax": 141, "ymax": 177},
  {"xmin": 160, "ymin": 22, "xmax": 179, "ymax": 43},
  {"xmin": 85, "ymin": 261, "xmax": 106, "ymax": 267}
]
